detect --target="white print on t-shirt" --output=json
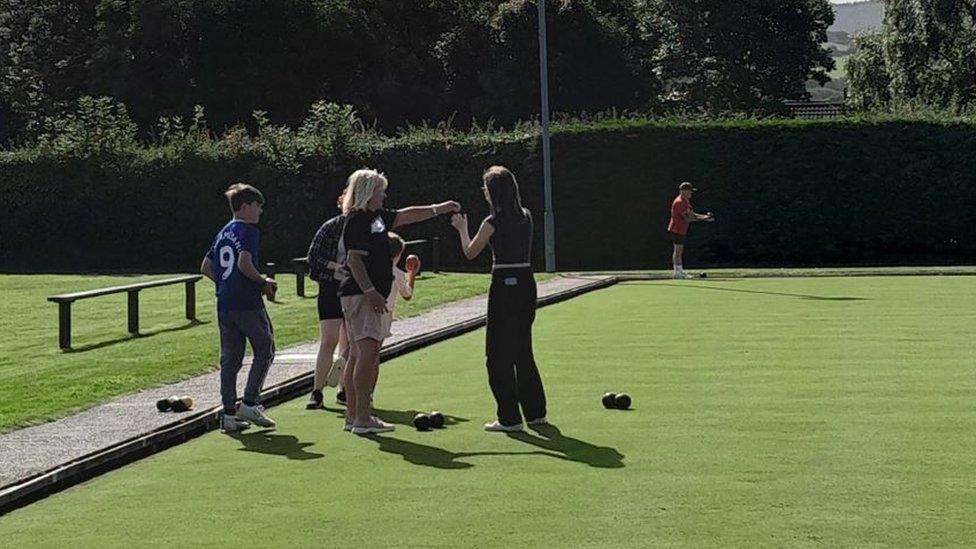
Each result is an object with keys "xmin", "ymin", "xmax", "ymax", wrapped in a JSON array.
[
  {"xmin": 216, "ymin": 227, "xmax": 245, "ymax": 281},
  {"xmin": 371, "ymin": 217, "xmax": 386, "ymax": 234},
  {"xmin": 218, "ymin": 246, "xmax": 235, "ymax": 280}
]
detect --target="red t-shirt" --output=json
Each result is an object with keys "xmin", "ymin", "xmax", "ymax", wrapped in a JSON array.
[{"xmin": 668, "ymin": 195, "xmax": 691, "ymax": 235}]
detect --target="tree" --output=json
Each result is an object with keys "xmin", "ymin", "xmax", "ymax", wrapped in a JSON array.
[
  {"xmin": 847, "ymin": 0, "xmax": 976, "ymax": 111},
  {"xmin": 431, "ymin": 0, "xmax": 659, "ymax": 125},
  {"xmin": 0, "ymin": 0, "xmax": 840, "ymax": 141},
  {"xmin": 649, "ymin": 0, "xmax": 835, "ymax": 113},
  {"xmin": 845, "ymin": 30, "xmax": 891, "ymax": 110},
  {"xmin": 0, "ymin": 0, "xmax": 99, "ymax": 140}
]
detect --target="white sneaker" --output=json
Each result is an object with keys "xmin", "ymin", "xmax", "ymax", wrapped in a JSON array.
[
  {"xmin": 237, "ymin": 403, "xmax": 277, "ymax": 428},
  {"xmin": 673, "ymin": 271, "xmax": 691, "ymax": 279},
  {"xmin": 343, "ymin": 415, "xmax": 378, "ymax": 432},
  {"xmin": 220, "ymin": 413, "xmax": 250, "ymax": 433},
  {"xmin": 325, "ymin": 356, "xmax": 345, "ymax": 388},
  {"xmin": 527, "ymin": 417, "xmax": 548, "ymax": 426},
  {"xmin": 351, "ymin": 419, "xmax": 395, "ymax": 435},
  {"xmin": 484, "ymin": 421, "xmax": 523, "ymax": 432}
]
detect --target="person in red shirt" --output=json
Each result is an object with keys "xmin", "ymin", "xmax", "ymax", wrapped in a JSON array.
[{"xmin": 668, "ymin": 181, "xmax": 714, "ymax": 278}]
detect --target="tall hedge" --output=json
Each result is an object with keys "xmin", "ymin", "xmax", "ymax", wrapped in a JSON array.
[{"xmin": 3, "ymin": 117, "xmax": 976, "ymax": 273}]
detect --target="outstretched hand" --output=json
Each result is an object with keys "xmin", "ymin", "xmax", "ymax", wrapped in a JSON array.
[
  {"xmin": 450, "ymin": 213, "xmax": 468, "ymax": 232},
  {"xmin": 438, "ymin": 201, "xmax": 461, "ymax": 215}
]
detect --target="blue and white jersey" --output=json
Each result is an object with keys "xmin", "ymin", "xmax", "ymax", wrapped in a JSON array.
[{"xmin": 206, "ymin": 219, "xmax": 264, "ymax": 311}]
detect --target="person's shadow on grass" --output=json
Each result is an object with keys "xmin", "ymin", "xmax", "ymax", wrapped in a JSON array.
[
  {"xmin": 320, "ymin": 406, "xmax": 471, "ymax": 429},
  {"xmin": 647, "ymin": 282, "xmax": 869, "ymax": 302},
  {"xmin": 363, "ymin": 434, "xmax": 475, "ymax": 469},
  {"xmin": 233, "ymin": 429, "xmax": 324, "ymax": 461},
  {"xmin": 372, "ymin": 407, "xmax": 470, "ymax": 428},
  {"xmin": 362, "ymin": 434, "xmax": 559, "ymax": 470},
  {"xmin": 508, "ymin": 424, "xmax": 625, "ymax": 468}
]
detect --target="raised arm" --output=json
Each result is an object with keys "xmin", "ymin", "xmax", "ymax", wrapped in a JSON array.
[
  {"xmin": 399, "ymin": 267, "xmax": 416, "ymax": 301},
  {"xmin": 451, "ymin": 214, "xmax": 494, "ymax": 260},
  {"xmin": 393, "ymin": 201, "xmax": 461, "ymax": 228}
]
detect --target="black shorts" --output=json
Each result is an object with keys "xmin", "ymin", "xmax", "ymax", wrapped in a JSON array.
[
  {"xmin": 317, "ymin": 280, "xmax": 343, "ymax": 320},
  {"xmin": 669, "ymin": 231, "xmax": 686, "ymax": 245}
]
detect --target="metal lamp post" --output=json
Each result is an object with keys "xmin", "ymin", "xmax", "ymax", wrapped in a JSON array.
[{"xmin": 537, "ymin": 0, "xmax": 556, "ymax": 272}]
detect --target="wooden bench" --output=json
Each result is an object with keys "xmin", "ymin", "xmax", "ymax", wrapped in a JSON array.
[
  {"xmin": 288, "ymin": 237, "xmax": 441, "ymax": 297},
  {"xmin": 47, "ymin": 275, "xmax": 203, "ymax": 350}
]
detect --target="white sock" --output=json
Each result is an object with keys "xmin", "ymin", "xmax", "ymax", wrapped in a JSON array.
[{"xmin": 675, "ymin": 265, "xmax": 684, "ymax": 273}]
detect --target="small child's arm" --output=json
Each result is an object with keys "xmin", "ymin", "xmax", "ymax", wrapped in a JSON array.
[{"xmin": 399, "ymin": 267, "xmax": 416, "ymax": 301}]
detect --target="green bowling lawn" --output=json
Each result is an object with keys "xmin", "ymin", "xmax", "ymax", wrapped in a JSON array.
[{"xmin": 2, "ymin": 277, "xmax": 974, "ymax": 547}]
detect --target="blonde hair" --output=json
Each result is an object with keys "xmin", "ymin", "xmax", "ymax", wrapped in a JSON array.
[{"xmin": 341, "ymin": 168, "xmax": 388, "ymax": 213}]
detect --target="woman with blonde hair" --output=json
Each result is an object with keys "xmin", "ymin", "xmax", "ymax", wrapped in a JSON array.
[
  {"xmin": 450, "ymin": 166, "xmax": 547, "ymax": 432},
  {"xmin": 339, "ymin": 168, "xmax": 460, "ymax": 434}
]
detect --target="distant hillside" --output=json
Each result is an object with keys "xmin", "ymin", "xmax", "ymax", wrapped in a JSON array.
[
  {"xmin": 808, "ymin": 1, "xmax": 883, "ymax": 101},
  {"xmin": 830, "ymin": 1, "xmax": 884, "ymax": 35}
]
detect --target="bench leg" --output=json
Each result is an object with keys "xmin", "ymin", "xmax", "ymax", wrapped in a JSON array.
[
  {"xmin": 185, "ymin": 280, "xmax": 196, "ymax": 321},
  {"xmin": 128, "ymin": 290, "xmax": 139, "ymax": 335},
  {"xmin": 296, "ymin": 270, "xmax": 305, "ymax": 297},
  {"xmin": 58, "ymin": 302, "xmax": 72, "ymax": 350}
]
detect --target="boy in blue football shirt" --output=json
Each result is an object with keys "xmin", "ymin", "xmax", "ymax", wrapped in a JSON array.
[{"xmin": 200, "ymin": 183, "xmax": 278, "ymax": 432}]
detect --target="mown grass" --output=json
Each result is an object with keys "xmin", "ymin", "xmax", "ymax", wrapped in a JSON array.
[{"xmin": 2, "ymin": 277, "xmax": 973, "ymax": 547}]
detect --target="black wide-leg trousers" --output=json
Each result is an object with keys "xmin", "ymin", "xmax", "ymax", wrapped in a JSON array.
[{"xmin": 485, "ymin": 268, "xmax": 547, "ymax": 426}]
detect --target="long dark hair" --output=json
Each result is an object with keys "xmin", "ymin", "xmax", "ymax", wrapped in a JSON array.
[{"xmin": 483, "ymin": 165, "xmax": 524, "ymax": 220}]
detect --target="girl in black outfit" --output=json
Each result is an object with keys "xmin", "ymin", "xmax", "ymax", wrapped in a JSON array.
[{"xmin": 450, "ymin": 166, "xmax": 547, "ymax": 432}]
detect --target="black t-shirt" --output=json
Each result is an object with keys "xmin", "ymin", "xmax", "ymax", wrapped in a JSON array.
[
  {"xmin": 485, "ymin": 208, "xmax": 533, "ymax": 265},
  {"xmin": 338, "ymin": 208, "xmax": 399, "ymax": 297}
]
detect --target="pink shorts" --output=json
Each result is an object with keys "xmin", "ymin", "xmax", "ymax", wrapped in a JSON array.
[{"xmin": 341, "ymin": 294, "xmax": 386, "ymax": 342}]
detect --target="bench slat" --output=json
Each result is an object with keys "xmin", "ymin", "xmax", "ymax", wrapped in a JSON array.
[{"xmin": 47, "ymin": 275, "xmax": 203, "ymax": 303}]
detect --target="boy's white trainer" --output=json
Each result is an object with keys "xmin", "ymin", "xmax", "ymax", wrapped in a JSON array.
[
  {"xmin": 526, "ymin": 417, "xmax": 548, "ymax": 426},
  {"xmin": 484, "ymin": 421, "xmax": 523, "ymax": 432},
  {"xmin": 237, "ymin": 403, "xmax": 276, "ymax": 428},
  {"xmin": 220, "ymin": 413, "xmax": 250, "ymax": 433}
]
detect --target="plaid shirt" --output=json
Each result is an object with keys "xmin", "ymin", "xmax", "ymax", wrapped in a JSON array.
[{"xmin": 307, "ymin": 215, "xmax": 345, "ymax": 282}]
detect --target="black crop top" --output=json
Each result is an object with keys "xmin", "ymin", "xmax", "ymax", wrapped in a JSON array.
[{"xmin": 485, "ymin": 208, "xmax": 533, "ymax": 266}]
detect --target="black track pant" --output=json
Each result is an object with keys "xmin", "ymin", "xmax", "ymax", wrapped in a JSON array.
[{"xmin": 485, "ymin": 268, "xmax": 547, "ymax": 426}]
